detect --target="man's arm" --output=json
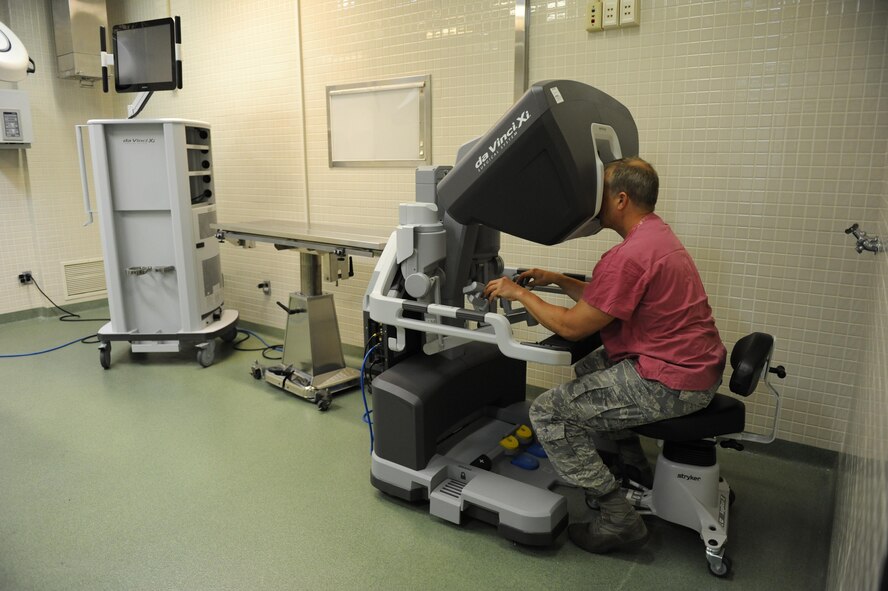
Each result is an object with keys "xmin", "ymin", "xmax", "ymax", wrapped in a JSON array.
[
  {"xmin": 516, "ymin": 268, "xmax": 587, "ymax": 302},
  {"xmin": 484, "ymin": 276, "xmax": 614, "ymax": 341}
]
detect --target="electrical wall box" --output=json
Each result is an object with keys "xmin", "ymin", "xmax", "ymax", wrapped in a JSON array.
[
  {"xmin": 0, "ymin": 89, "xmax": 33, "ymax": 149},
  {"xmin": 586, "ymin": 1, "xmax": 603, "ymax": 32},
  {"xmin": 620, "ymin": 0, "xmax": 640, "ymax": 27},
  {"xmin": 602, "ymin": 0, "xmax": 620, "ymax": 29}
]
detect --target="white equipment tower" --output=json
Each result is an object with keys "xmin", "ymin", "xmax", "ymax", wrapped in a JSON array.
[{"xmin": 77, "ymin": 118, "xmax": 237, "ymax": 368}]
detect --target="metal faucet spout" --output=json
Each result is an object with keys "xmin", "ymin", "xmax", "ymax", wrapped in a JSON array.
[{"xmin": 846, "ymin": 224, "xmax": 884, "ymax": 255}]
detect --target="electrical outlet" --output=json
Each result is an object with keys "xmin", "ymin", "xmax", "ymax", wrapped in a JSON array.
[
  {"xmin": 602, "ymin": 0, "xmax": 619, "ymax": 29},
  {"xmin": 620, "ymin": 0, "xmax": 640, "ymax": 27},
  {"xmin": 586, "ymin": 1, "xmax": 603, "ymax": 32},
  {"xmin": 18, "ymin": 271, "xmax": 32, "ymax": 285}
]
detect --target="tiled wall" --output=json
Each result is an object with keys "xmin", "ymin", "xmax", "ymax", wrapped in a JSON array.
[
  {"xmin": 106, "ymin": 0, "xmax": 310, "ymax": 330},
  {"xmin": 0, "ymin": 0, "xmax": 111, "ymax": 316},
  {"xmin": 296, "ymin": 0, "xmax": 888, "ymax": 454},
  {"xmin": 2, "ymin": 0, "xmax": 886, "ymax": 586},
  {"xmin": 531, "ymin": 0, "xmax": 887, "ymax": 452},
  {"xmin": 2, "ymin": 2, "xmax": 886, "ymax": 448},
  {"xmin": 827, "ymin": 163, "xmax": 887, "ymax": 589}
]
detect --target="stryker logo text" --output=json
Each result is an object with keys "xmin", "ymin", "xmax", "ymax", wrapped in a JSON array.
[
  {"xmin": 475, "ymin": 110, "xmax": 531, "ymax": 171},
  {"xmin": 677, "ymin": 473, "xmax": 701, "ymax": 481}
]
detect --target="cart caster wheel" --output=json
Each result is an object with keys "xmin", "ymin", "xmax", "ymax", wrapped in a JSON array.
[
  {"xmin": 221, "ymin": 325, "xmax": 238, "ymax": 343},
  {"xmin": 250, "ymin": 361, "xmax": 263, "ymax": 380},
  {"xmin": 316, "ymin": 394, "xmax": 332, "ymax": 412},
  {"xmin": 197, "ymin": 340, "xmax": 216, "ymax": 368},
  {"xmin": 708, "ymin": 555, "xmax": 731, "ymax": 578},
  {"xmin": 99, "ymin": 343, "xmax": 111, "ymax": 370}
]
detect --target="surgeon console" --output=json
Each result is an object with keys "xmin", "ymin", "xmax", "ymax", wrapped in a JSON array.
[{"xmin": 363, "ymin": 80, "xmax": 638, "ymax": 545}]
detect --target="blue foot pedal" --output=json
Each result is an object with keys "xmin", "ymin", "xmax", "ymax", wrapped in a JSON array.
[
  {"xmin": 510, "ymin": 454, "xmax": 540, "ymax": 470},
  {"xmin": 527, "ymin": 443, "xmax": 547, "ymax": 458}
]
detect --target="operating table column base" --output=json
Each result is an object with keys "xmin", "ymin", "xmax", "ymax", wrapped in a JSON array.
[
  {"xmin": 260, "ymin": 290, "xmax": 359, "ymax": 411},
  {"xmin": 263, "ymin": 365, "xmax": 360, "ymax": 411}
]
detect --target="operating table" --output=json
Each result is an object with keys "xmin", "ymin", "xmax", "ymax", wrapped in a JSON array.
[{"xmin": 214, "ymin": 219, "xmax": 390, "ymax": 409}]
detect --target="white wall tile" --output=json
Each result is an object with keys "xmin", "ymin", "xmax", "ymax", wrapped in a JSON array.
[
  {"xmin": 2, "ymin": 0, "xmax": 885, "ymax": 584},
  {"xmin": 0, "ymin": 0, "xmax": 111, "ymax": 315},
  {"xmin": 1, "ymin": 0, "xmax": 885, "ymax": 459}
]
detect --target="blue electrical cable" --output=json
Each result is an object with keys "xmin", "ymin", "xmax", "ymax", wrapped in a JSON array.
[
  {"xmin": 1, "ymin": 328, "xmax": 279, "ymax": 360},
  {"xmin": 0, "ymin": 335, "xmax": 97, "ymax": 358},
  {"xmin": 361, "ymin": 343, "xmax": 380, "ymax": 453}
]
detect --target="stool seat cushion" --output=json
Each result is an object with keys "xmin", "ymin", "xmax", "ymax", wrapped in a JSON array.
[{"xmin": 632, "ymin": 394, "xmax": 745, "ymax": 441}]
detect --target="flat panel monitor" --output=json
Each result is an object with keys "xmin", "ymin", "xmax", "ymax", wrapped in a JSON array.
[{"xmin": 112, "ymin": 18, "xmax": 177, "ymax": 93}]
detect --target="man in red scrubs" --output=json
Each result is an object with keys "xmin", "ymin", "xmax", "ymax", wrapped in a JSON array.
[{"xmin": 484, "ymin": 157, "xmax": 726, "ymax": 554}]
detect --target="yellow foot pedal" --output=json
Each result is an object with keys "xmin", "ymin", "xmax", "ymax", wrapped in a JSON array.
[
  {"xmin": 515, "ymin": 424, "xmax": 533, "ymax": 445},
  {"xmin": 499, "ymin": 435, "xmax": 520, "ymax": 454}
]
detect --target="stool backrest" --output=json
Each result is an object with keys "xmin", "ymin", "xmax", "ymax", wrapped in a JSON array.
[{"xmin": 729, "ymin": 332, "xmax": 774, "ymax": 397}]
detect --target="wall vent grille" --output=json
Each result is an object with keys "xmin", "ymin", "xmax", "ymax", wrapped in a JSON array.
[{"xmin": 62, "ymin": 258, "xmax": 107, "ymax": 300}]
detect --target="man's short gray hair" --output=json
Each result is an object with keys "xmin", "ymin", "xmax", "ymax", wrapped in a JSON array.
[{"xmin": 605, "ymin": 157, "xmax": 659, "ymax": 211}]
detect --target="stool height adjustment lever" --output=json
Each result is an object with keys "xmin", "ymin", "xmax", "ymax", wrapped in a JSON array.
[{"xmin": 719, "ymin": 439, "xmax": 744, "ymax": 451}]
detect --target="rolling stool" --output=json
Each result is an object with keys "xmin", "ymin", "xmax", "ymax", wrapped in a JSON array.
[{"xmin": 628, "ymin": 332, "xmax": 786, "ymax": 577}]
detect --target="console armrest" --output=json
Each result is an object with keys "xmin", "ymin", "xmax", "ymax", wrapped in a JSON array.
[{"xmin": 537, "ymin": 333, "xmax": 602, "ymax": 365}]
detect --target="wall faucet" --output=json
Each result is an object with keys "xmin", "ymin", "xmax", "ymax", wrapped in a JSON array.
[{"xmin": 845, "ymin": 224, "xmax": 884, "ymax": 255}]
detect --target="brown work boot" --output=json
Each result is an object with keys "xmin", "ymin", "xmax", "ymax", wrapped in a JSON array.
[{"xmin": 569, "ymin": 489, "xmax": 649, "ymax": 553}]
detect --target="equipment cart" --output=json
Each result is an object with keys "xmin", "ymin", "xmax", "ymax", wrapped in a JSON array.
[{"xmin": 77, "ymin": 119, "xmax": 238, "ymax": 369}]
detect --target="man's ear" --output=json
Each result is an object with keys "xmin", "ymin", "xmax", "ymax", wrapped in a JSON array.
[{"xmin": 616, "ymin": 192, "xmax": 629, "ymax": 210}]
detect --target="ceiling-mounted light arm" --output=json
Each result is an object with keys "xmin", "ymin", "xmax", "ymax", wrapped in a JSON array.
[{"xmin": 0, "ymin": 20, "xmax": 32, "ymax": 83}]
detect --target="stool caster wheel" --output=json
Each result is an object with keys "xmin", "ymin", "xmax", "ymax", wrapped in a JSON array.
[
  {"xmin": 316, "ymin": 392, "xmax": 332, "ymax": 412},
  {"xmin": 708, "ymin": 555, "xmax": 731, "ymax": 578}
]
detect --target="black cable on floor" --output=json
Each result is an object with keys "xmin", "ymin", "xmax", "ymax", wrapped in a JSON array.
[
  {"xmin": 30, "ymin": 277, "xmax": 110, "ymax": 323},
  {"xmin": 232, "ymin": 329, "xmax": 283, "ymax": 360}
]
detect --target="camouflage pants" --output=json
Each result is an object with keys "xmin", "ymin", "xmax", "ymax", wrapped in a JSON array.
[{"xmin": 528, "ymin": 348, "xmax": 719, "ymax": 497}]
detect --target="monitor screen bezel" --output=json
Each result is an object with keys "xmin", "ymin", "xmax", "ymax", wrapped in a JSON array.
[{"xmin": 112, "ymin": 18, "xmax": 177, "ymax": 93}]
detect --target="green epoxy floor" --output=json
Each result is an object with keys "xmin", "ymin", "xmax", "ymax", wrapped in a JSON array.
[{"xmin": 0, "ymin": 310, "xmax": 833, "ymax": 590}]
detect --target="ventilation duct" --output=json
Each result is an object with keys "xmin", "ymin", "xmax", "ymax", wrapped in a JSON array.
[{"xmin": 51, "ymin": 0, "xmax": 107, "ymax": 82}]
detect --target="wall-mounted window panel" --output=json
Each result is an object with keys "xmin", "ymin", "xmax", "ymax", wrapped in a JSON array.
[{"xmin": 327, "ymin": 75, "xmax": 431, "ymax": 167}]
